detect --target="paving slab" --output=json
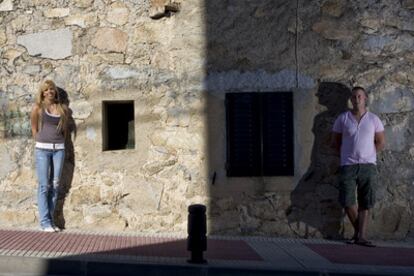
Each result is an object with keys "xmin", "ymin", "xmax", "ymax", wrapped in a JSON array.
[{"xmin": 0, "ymin": 228, "xmax": 413, "ymax": 275}]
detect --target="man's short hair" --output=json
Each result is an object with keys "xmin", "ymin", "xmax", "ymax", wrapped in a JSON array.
[
  {"xmin": 351, "ymin": 86, "xmax": 368, "ymax": 97},
  {"xmin": 351, "ymin": 86, "xmax": 368, "ymax": 106}
]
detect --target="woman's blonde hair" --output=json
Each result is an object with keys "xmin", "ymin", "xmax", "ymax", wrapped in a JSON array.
[{"xmin": 36, "ymin": 80, "xmax": 69, "ymax": 136}]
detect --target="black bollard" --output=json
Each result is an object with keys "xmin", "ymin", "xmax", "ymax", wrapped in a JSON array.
[{"xmin": 187, "ymin": 204, "xmax": 207, "ymax": 264}]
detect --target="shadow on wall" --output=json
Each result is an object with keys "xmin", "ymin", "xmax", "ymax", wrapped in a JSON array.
[
  {"xmin": 204, "ymin": 0, "xmax": 298, "ymax": 236},
  {"xmin": 287, "ymin": 82, "xmax": 350, "ymax": 239},
  {"xmin": 54, "ymin": 87, "xmax": 77, "ymax": 229}
]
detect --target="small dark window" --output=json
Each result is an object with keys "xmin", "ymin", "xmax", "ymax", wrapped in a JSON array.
[
  {"xmin": 102, "ymin": 101, "xmax": 135, "ymax": 151},
  {"xmin": 226, "ymin": 92, "xmax": 293, "ymax": 176}
]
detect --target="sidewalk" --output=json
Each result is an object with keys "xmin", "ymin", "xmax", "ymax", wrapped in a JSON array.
[{"xmin": 0, "ymin": 228, "xmax": 414, "ymax": 275}]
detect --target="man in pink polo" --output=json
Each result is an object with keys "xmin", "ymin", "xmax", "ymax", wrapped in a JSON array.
[{"xmin": 331, "ymin": 86, "xmax": 385, "ymax": 247}]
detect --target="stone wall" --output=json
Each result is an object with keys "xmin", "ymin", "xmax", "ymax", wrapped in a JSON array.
[
  {"xmin": 0, "ymin": 0, "xmax": 206, "ymax": 233},
  {"xmin": 203, "ymin": 0, "xmax": 414, "ymax": 240},
  {"xmin": 0, "ymin": 0, "xmax": 413, "ymax": 240}
]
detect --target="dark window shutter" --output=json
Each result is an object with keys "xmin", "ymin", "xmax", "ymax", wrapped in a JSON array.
[
  {"xmin": 262, "ymin": 92, "xmax": 294, "ymax": 176},
  {"xmin": 226, "ymin": 93, "xmax": 261, "ymax": 176},
  {"xmin": 225, "ymin": 92, "xmax": 294, "ymax": 177}
]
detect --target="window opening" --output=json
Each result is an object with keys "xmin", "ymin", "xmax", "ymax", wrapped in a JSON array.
[{"xmin": 102, "ymin": 101, "xmax": 135, "ymax": 151}]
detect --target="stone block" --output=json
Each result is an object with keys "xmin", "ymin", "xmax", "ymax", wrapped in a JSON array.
[
  {"xmin": 150, "ymin": 0, "xmax": 168, "ymax": 19},
  {"xmin": 360, "ymin": 18, "xmax": 381, "ymax": 34},
  {"xmin": 321, "ymin": 0, "xmax": 345, "ymax": 17},
  {"xmin": 83, "ymin": 206, "xmax": 127, "ymax": 231},
  {"xmin": 0, "ymin": 209, "xmax": 36, "ymax": 225},
  {"xmin": 384, "ymin": 118, "xmax": 409, "ymax": 152},
  {"xmin": 121, "ymin": 176, "xmax": 163, "ymax": 215},
  {"xmin": 0, "ymin": 29, "xmax": 6, "ymax": 45},
  {"xmin": 70, "ymin": 100, "xmax": 93, "ymax": 120},
  {"xmin": 372, "ymin": 205, "xmax": 411, "ymax": 239},
  {"xmin": 239, "ymin": 205, "xmax": 261, "ymax": 233},
  {"xmin": 64, "ymin": 14, "xmax": 97, "ymax": 28},
  {"xmin": 318, "ymin": 64, "xmax": 347, "ymax": 80},
  {"xmin": 355, "ymin": 68, "xmax": 384, "ymax": 88},
  {"xmin": 208, "ymin": 210, "xmax": 240, "ymax": 233},
  {"xmin": 260, "ymin": 221, "xmax": 291, "ymax": 236},
  {"xmin": 165, "ymin": 107, "xmax": 191, "ymax": 127},
  {"xmin": 0, "ymin": 146, "xmax": 17, "ymax": 180},
  {"xmin": 214, "ymin": 197, "xmax": 234, "ymax": 211},
  {"xmin": 0, "ymin": 0, "xmax": 13, "ymax": 11},
  {"xmin": 288, "ymin": 221, "xmax": 323, "ymax": 238},
  {"xmin": 106, "ymin": 2, "xmax": 129, "ymax": 26},
  {"xmin": 74, "ymin": 0, "xmax": 94, "ymax": 8},
  {"xmin": 69, "ymin": 185, "xmax": 101, "ymax": 206},
  {"xmin": 102, "ymin": 66, "xmax": 146, "ymax": 80},
  {"xmin": 312, "ymin": 20, "xmax": 353, "ymax": 41},
  {"xmin": 164, "ymin": 129, "xmax": 202, "ymax": 151},
  {"xmin": 17, "ymin": 29, "xmax": 72, "ymax": 59},
  {"xmin": 65, "ymin": 15, "xmax": 85, "ymax": 28},
  {"xmin": 141, "ymin": 158, "xmax": 177, "ymax": 176},
  {"xmin": 91, "ymin": 28, "xmax": 128, "ymax": 53},
  {"xmin": 22, "ymin": 65, "xmax": 41, "ymax": 75},
  {"xmin": 85, "ymin": 53, "xmax": 124, "ymax": 63},
  {"xmin": 44, "ymin": 8, "xmax": 70, "ymax": 18},
  {"xmin": 2, "ymin": 48, "xmax": 24, "ymax": 65},
  {"xmin": 371, "ymin": 86, "xmax": 414, "ymax": 114},
  {"xmin": 402, "ymin": 0, "xmax": 414, "ymax": 9},
  {"xmin": 362, "ymin": 33, "xmax": 414, "ymax": 57}
]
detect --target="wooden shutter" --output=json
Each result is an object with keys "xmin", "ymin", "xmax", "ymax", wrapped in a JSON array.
[
  {"xmin": 226, "ymin": 92, "xmax": 294, "ymax": 177},
  {"xmin": 262, "ymin": 92, "xmax": 294, "ymax": 176},
  {"xmin": 225, "ymin": 93, "xmax": 261, "ymax": 176}
]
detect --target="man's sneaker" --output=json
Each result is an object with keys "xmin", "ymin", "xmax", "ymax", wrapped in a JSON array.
[
  {"xmin": 42, "ymin": 226, "xmax": 56, "ymax": 232},
  {"xmin": 53, "ymin": 226, "xmax": 62, "ymax": 232}
]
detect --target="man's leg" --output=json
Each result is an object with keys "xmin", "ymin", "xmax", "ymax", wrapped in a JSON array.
[
  {"xmin": 355, "ymin": 164, "xmax": 376, "ymax": 246},
  {"xmin": 357, "ymin": 208, "xmax": 369, "ymax": 240},
  {"xmin": 345, "ymin": 205, "xmax": 358, "ymax": 239},
  {"xmin": 339, "ymin": 165, "xmax": 358, "ymax": 240}
]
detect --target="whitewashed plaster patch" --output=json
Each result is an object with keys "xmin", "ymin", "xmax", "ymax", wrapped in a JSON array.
[
  {"xmin": 205, "ymin": 69, "xmax": 315, "ymax": 98},
  {"xmin": 86, "ymin": 127, "xmax": 97, "ymax": 141},
  {"xmin": 17, "ymin": 29, "xmax": 72, "ymax": 60}
]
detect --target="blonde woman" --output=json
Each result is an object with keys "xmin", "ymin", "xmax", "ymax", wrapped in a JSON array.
[{"xmin": 31, "ymin": 80, "xmax": 69, "ymax": 232}]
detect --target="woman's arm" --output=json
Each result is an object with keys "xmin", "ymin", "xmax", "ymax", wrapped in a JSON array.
[{"xmin": 30, "ymin": 105, "xmax": 40, "ymax": 139}]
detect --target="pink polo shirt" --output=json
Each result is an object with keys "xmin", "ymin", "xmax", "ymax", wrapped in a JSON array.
[{"xmin": 332, "ymin": 111, "xmax": 384, "ymax": 166}]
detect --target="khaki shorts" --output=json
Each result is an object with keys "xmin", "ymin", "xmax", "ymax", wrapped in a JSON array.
[{"xmin": 338, "ymin": 164, "xmax": 377, "ymax": 209}]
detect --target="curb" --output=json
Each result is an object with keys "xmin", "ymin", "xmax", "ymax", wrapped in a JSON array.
[{"xmin": 0, "ymin": 254, "xmax": 409, "ymax": 276}]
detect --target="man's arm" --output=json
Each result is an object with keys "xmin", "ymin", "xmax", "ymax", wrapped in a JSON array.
[
  {"xmin": 374, "ymin": 131, "xmax": 385, "ymax": 152},
  {"xmin": 330, "ymin": 132, "xmax": 342, "ymax": 154}
]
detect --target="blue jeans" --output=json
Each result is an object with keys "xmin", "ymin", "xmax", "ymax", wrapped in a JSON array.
[{"xmin": 35, "ymin": 148, "xmax": 65, "ymax": 228}]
